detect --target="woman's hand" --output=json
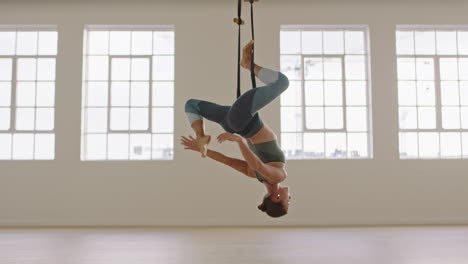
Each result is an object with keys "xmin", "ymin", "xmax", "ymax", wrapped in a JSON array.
[
  {"xmin": 180, "ymin": 136, "xmax": 199, "ymax": 152},
  {"xmin": 217, "ymin": 132, "xmax": 243, "ymax": 144}
]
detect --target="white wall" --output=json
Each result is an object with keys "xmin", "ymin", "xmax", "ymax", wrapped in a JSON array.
[{"xmin": 1, "ymin": 0, "xmax": 468, "ymax": 226}]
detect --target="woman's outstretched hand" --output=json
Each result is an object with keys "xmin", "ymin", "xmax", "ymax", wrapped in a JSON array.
[
  {"xmin": 217, "ymin": 132, "xmax": 243, "ymax": 144},
  {"xmin": 180, "ymin": 136, "xmax": 199, "ymax": 152}
]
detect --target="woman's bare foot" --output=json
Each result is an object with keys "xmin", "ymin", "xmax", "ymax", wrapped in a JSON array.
[
  {"xmin": 197, "ymin": 135, "xmax": 211, "ymax": 158},
  {"xmin": 240, "ymin": 40, "xmax": 254, "ymax": 69}
]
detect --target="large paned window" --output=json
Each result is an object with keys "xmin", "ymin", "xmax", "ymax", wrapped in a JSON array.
[{"xmin": 81, "ymin": 26, "xmax": 175, "ymax": 160}]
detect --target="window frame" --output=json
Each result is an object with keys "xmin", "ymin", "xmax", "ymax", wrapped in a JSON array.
[
  {"xmin": 396, "ymin": 25, "xmax": 468, "ymax": 159},
  {"xmin": 0, "ymin": 25, "xmax": 57, "ymax": 160},
  {"xmin": 81, "ymin": 25, "xmax": 175, "ymax": 161},
  {"xmin": 280, "ymin": 25, "xmax": 373, "ymax": 160}
]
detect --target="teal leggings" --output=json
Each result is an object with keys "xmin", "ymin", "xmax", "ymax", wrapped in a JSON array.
[{"xmin": 185, "ymin": 67, "xmax": 289, "ymax": 138}]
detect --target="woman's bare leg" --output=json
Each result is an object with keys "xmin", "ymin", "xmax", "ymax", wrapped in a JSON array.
[{"xmin": 190, "ymin": 120, "xmax": 211, "ymax": 157}]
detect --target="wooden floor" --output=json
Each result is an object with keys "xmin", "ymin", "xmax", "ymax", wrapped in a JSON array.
[{"xmin": 1, "ymin": 226, "xmax": 467, "ymax": 264}]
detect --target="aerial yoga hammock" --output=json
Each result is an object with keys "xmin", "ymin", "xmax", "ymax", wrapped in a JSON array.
[{"xmin": 181, "ymin": 0, "xmax": 292, "ymax": 218}]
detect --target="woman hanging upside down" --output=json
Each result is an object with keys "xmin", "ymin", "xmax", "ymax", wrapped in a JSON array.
[{"xmin": 181, "ymin": 40, "xmax": 291, "ymax": 218}]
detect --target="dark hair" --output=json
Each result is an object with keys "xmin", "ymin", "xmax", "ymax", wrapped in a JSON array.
[{"xmin": 257, "ymin": 195, "xmax": 288, "ymax": 218}]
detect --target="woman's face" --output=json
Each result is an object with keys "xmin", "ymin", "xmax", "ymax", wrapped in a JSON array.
[{"xmin": 272, "ymin": 187, "xmax": 291, "ymax": 209}]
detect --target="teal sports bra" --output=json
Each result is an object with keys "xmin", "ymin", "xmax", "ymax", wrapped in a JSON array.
[{"xmin": 248, "ymin": 140, "xmax": 286, "ymax": 184}]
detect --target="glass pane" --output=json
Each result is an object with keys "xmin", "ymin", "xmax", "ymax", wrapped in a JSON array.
[
  {"xmin": 418, "ymin": 107, "xmax": 436, "ymax": 129},
  {"xmin": 439, "ymin": 58, "xmax": 459, "ymax": 81},
  {"xmin": 280, "ymin": 107, "xmax": 302, "ymax": 132},
  {"xmin": 87, "ymin": 31, "xmax": 109, "ymax": 55},
  {"xmin": 440, "ymin": 132, "xmax": 461, "ymax": 158},
  {"xmin": 304, "ymin": 57, "xmax": 322, "ymax": 80},
  {"xmin": 35, "ymin": 133, "xmax": 54, "ymax": 160},
  {"xmin": 416, "ymin": 81, "xmax": 435, "ymax": 106},
  {"xmin": 17, "ymin": 58, "xmax": 37, "ymax": 81},
  {"xmin": 459, "ymin": 58, "xmax": 468, "ymax": 80},
  {"xmin": 303, "ymin": 133, "xmax": 324, "ymax": 158},
  {"xmin": 305, "ymin": 81, "xmax": 323, "ymax": 106},
  {"xmin": 398, "ymin": 81, "xmax": 417, "ymax": 106},
  {"xmin": 281, "ymin": 81, "xmax": 301, "ymax": 106},
  {"xmin": 281, "ymin": 133, "xmax": 302, "ymax": 159},
  {"xmin": 418, "ymin": 132, "xmax": 439, "ymax": 158},
  {"xmin": 35, "ymin": 108, "xmax": 54, "ymax": 131},
  {"xmin": 399, "ymin": 107, "xmax": 417, "ymax": 129},
  {"xmin": 111, "ymin": 82, "xmax": 130, "ymax": 107},
  {"xmin": 323, "ymin": 31, "xmax": 344, "ymax": 54},
  {"xmin": 86, "ymin": 56, "xmax": 108, "ymax": 81},
  {"xmin": 442, "ymin": 107, "xmax": 461, "ymax": 129},
  {"xmin": 396, "ymin": 31, "xmax": 414, "ymax": 55},
  {"xmin": 414, "ymin": 31, "xmax": 436, "ymax": 55},
  {"xmin": 436, "ymin": 31, "xmax": 457, "ymax": 55},
  {"xmin": 16, "ymin": 82, "xmax": 36, "ymax": 107},
  {"xmin": 16, "ymin": 32, "xmax": 38, "ymax": 55},
  {"xmin": 461, "ymin": 82, "xmax": 468, "ymax": 105},
  {"xmin": 110, "ymin": 108, "xmax": 130, "ymax": 130},
  {"xmin": 347, "ymin": 107, "xmax": 367, "ymax": 132},
  {"xmin": 152, "ymin": 107, "xmax": 174, "ymax": 133},
  {"xmin": 37, "ymin": 58, "xmax": 56, "ymax": 81},
  {"xmin": 325, "ymin": 133, "xmax": 346, "ymax": 158},
  {"xmin": 345, "ymin": 31, "xmax": 365, "ymax": 54},
  {"xmin": 463, "ymin": 133, "xmax": 468, "ymax": 158},
  {"xmin": 323, "ymin": 58, "xmax": 342, "ymax": 80},
  {"xmin": 461, "ymin": 107, "xmax": 468, "ymax": 129},
  {"xmin": 280, "ymin": 31, "xmax": 300, "ymax": 54},
  {"xmin": 130, "ymin": 82, "xmax": 149, "ymax": 107},
  {"xmin": 399, "ymin": 132, "xmax": 418, "ymax": 158},
  {"xmin": 301, "ymin": 31, "xmax": 322, "ymax": 54},
  {"xmin": 36, "ymin": 82, "xmax": 55, "ymax": 107},
  {"xmin": 12, "ymin": 133, "xmax": 34, "ymax": 160},
  {"xmin": 111, "ymin": 58, "xmax": 131, "ymax": 81},
  {"xmin": 84, "ymin": 134, "xmax": 107, "ymax": 160},
  {"xmin": 281, "ymin": 55, "xmax": 301, "ymax": 80},
  {"xmin": 0, "ymin": 134, "xmax": 12, "ymax": 159},
  {"xmin": 131, "ymin": 31, "xmax": 152, "ymax": 55},
  {"xmin": 16, "ymin": 108, "xmax": 35, "ymax": 130},
  {"xmin": 346, "ymin": 81, "xmax": 367, "ymax": 106},
  {"xmin": 130, "ymin": 134, "xmax": 151, "ymax": 160},
  {"xmin": 0, "ymin": 32, "xmax": 16, "ymax": 55},
  {"xmin": 152, "ymin": 81, "xmax": 174, "ymax": 107},
  {"xmin": 153, "ymin": 31, "xmax": 175, "ymax": 55},
  {"xmin": 38, "ymin": 32, "xmax": 58, "ymax": 55},
  {"xmin": 324, "ymin": 107, "xmax": 343, "ymax": 129},
  {"xmin": 397, "ymin": 58, "xmax": 416, "ymax": 80},
  {"xmin": 152, "ymin": 56, "xmax": 174, "ymax": 81},
  {"xmin": 305, "ymin": 107, "xmax": 324, "ymax": 129},
  {"xmin": 152, "ymin": 134, "xmax": 174, "ymax": 160},
  {"xmin": 130, "ymin": 108, "xmax": 149, "ymax": 130},
  {"xmin": 109, "ymin": 31, "xmax": 131, "ymax": 55},
  {"xmin": 458, "ymin": 31, "xmax": 468, "ymax": 55},
  {"xmin": 345, "ymin": 55, "xmax": 366, "ymax": 80},
  {"xmin": 108, "ymin": 133, "xmax": 129, "ymax": 160},
  {"xmin": 324, "ymin": 81, "xmax": 342, "ymax": 106},
  {"xmin": 131, "ymin": 58, "xmax": 150, "ymax": 81},
  {"xmin": 348, "ymin": 133, "xmax": 368, "ymax": 158},
  {"xmin": 0, "ymin": 108, "xmax": 10, "ymax": 130},
  {"xmin": 441, "ymin": 81, "xmax": 460, "ymax": 106},
  {"xmin": 416, "ymin": 58, "xmax": 434, "ymax": 80},
  {"xmin": 0, "ymin": 59, "xmax": 12, "ymax": 81},
  {"xmin": 84, "ymin": 108, "xmax": 107, "ymax": 133},
  {"xmin": 86, "ymin": 82, "xmax": 107, "ymax": 107},
  {"xmin": 0, "ymin": 82, "xmax": 12, "ymax": 106}
]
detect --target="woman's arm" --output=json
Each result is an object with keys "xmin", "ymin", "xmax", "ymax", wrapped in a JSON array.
[
  {"xmin": 181, "ymin": 136, "xmax": 256, "ymax": 178},
  {"xmin": 206, "ymin": 149, "xmax": 255, "ymax": 178}
]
